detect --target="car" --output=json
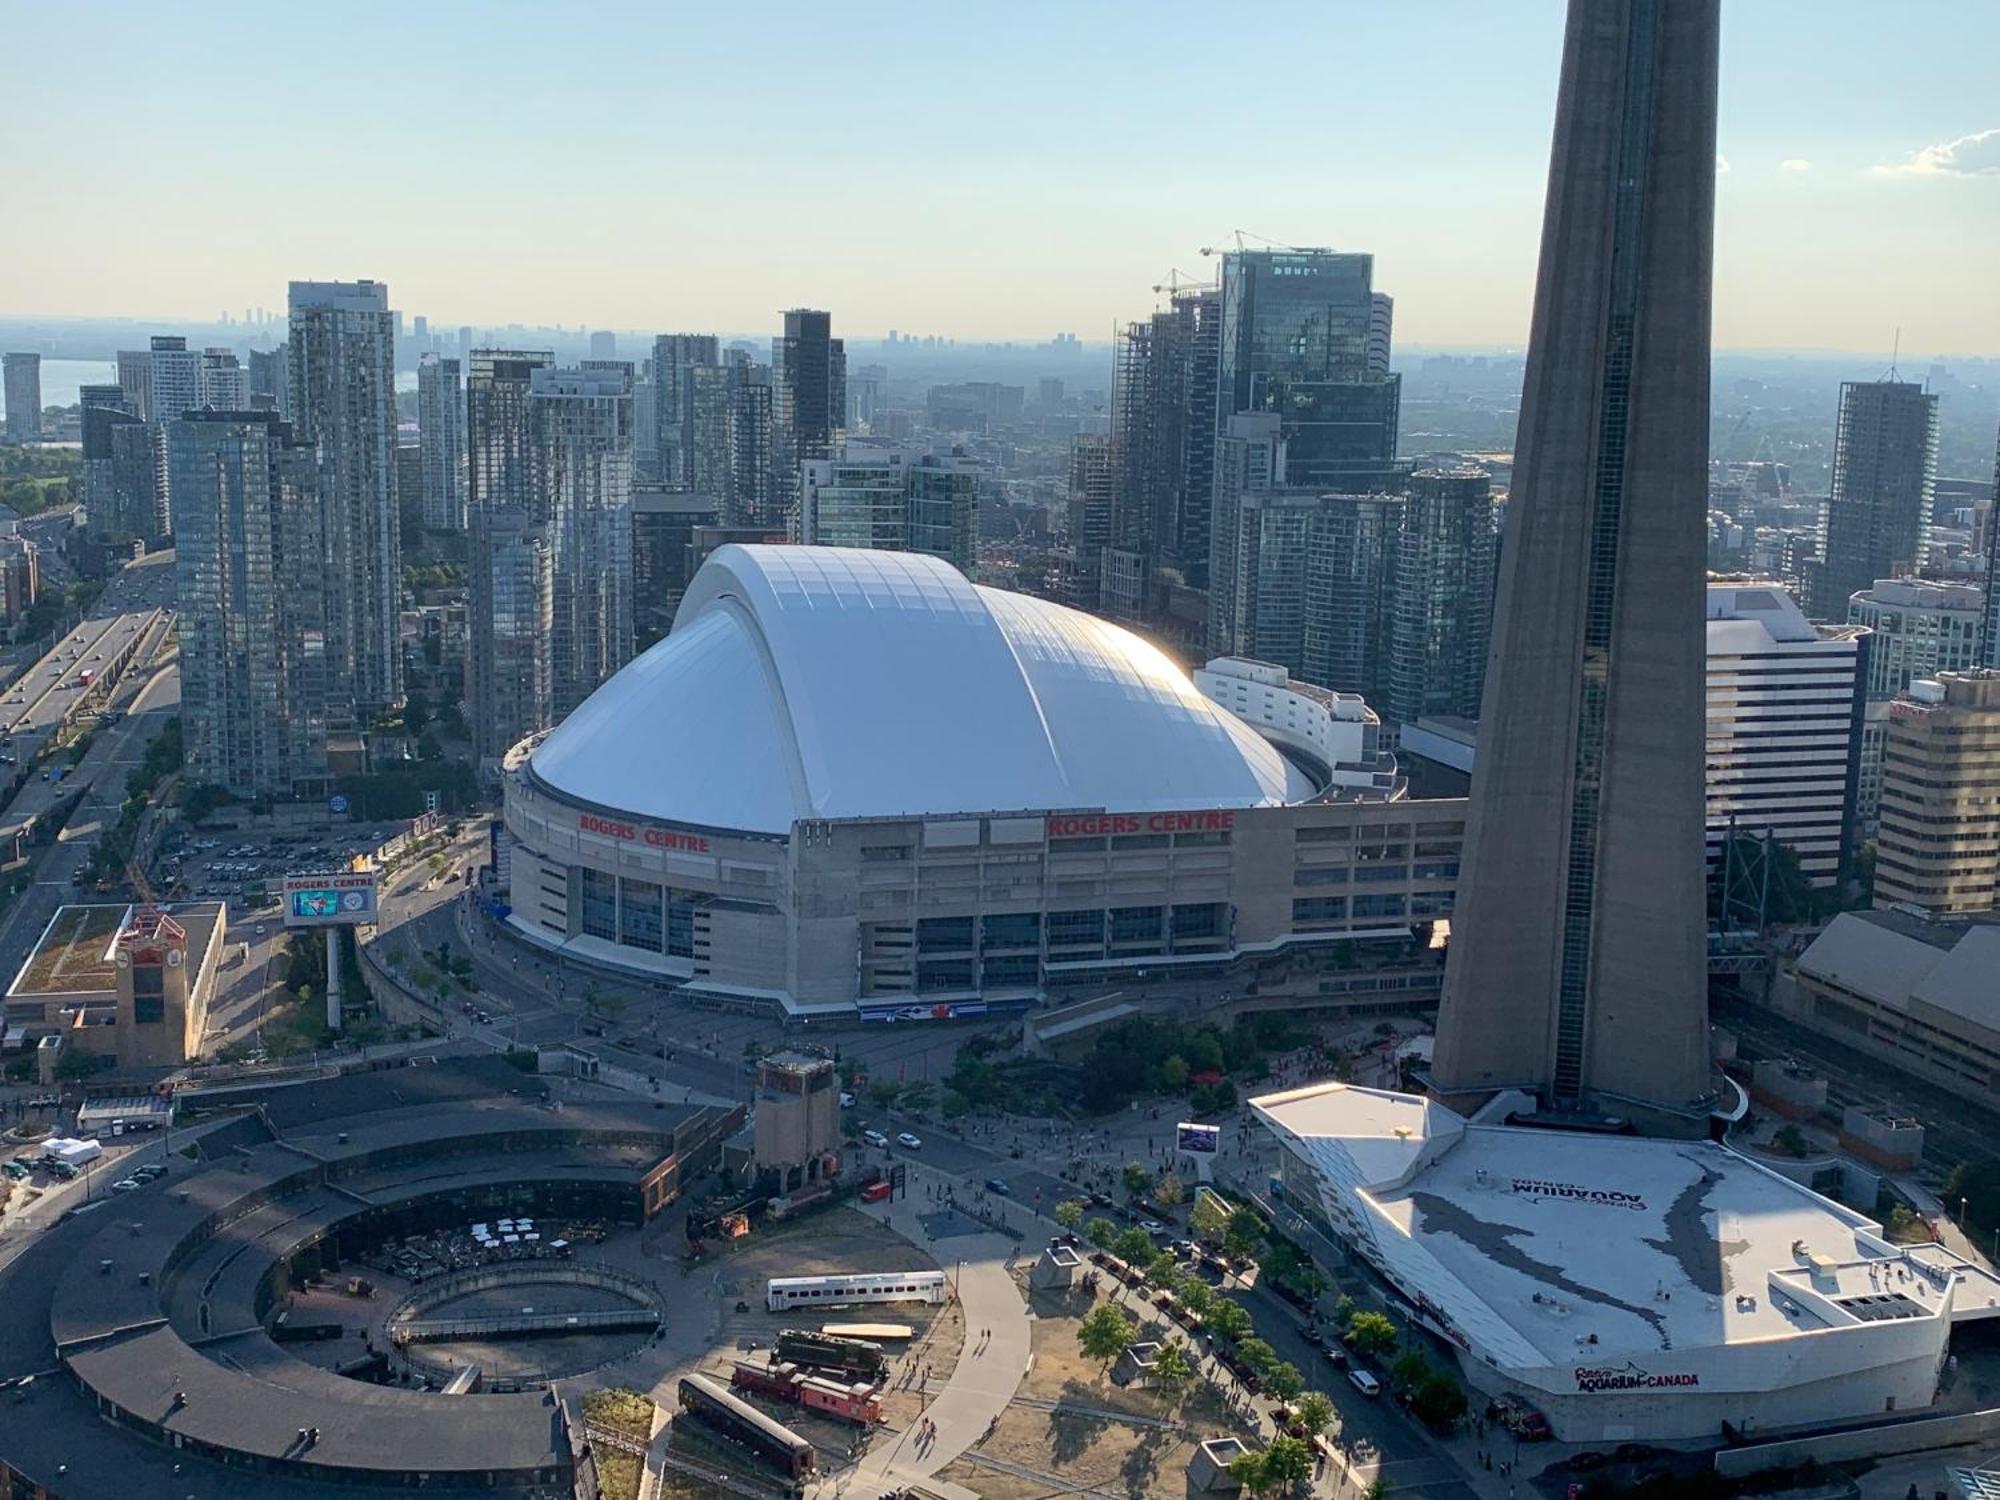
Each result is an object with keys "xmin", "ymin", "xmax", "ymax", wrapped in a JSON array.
[
  {"xmin": 863, "ymin": 1129, "xmax": 890, "ymax": 1148},
  {"xmin": 1139, "ymin": 1219, "xmax": 1167, "ymax": 1237},
  {"xmin": 1348, "ymin": 1368, "xmax": 1381, "ymax": 1397},
  {"xmin": 1322, "ymin": 1345, "xmax": 1349, "ymax": 1369},
  {"xmin": 896, "ymin": 1132, "xmax": 923, "ymax": 1150},
  {"xmin": 1, "ymin": 1161, "xmax": 29, "ymax": 1181},
  {"xmin": 110, "ymin": 1178, "xmax": 142, "ymax": 1193},
  {"xmin": 253, "ymin": 924, "xmax": 267, "ymax": 936},
  {"xmin": 838, "ymin": 1090, "xmax": 855, "ymax": 1107},
  {"xmin": 984, "ymin": 1177, "xmax": 1012, "ymax": 1196}
]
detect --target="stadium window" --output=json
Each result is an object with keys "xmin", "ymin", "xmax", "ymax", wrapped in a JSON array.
[{"xmin": 1297, "ymin": 825, "xmax": 1352, "ymax": 842}]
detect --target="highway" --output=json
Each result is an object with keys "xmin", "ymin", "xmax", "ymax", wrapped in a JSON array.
[
  {"xmin": 0, "ymin": 651, "xmax": 180, "ymax": 1002},
  {"xmin": 0, "ymin": 548, "xmax": 177, "ymax": 845}
]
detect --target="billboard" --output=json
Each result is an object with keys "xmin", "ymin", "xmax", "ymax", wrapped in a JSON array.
[
  {"xmin": 1176, "ymin": 1122, "xmax": 1221, "ymax": 1154},
  {"xmin": 283, "ymin": 870, "xmax": 380, "ymax": 928},
  {"xmin": 857, "ymin": 1000, "xmax": 990, "ymax": 1024}
]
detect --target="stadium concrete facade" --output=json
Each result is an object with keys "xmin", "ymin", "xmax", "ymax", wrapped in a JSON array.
[{"xmin": 499, "ymin": 545, "xmax": 1465, "ymax": 1018}]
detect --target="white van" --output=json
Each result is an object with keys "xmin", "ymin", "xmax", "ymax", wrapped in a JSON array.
[
  {"xmin": 862, "ymin": 1129, "xmax": 890, "ymax": 1149},
  {"xmin": 1348, "ymin": 1368, "xmax": 1382, "ymax": 1397}
]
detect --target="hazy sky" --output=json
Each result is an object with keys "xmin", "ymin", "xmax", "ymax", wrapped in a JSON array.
[{"xmin": 6, "ymin": 1, "xmax": 1996, "ymax": 353}]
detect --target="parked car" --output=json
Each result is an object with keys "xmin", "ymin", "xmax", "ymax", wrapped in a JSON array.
[
  {"xmin": 110, "ymin": 1178, "xmax": 142, "ymax": 1193},
  {"xmin": 985, "ymin": 1177, "xmax": 1012, "ymax": 1196},
  {"xmin": 1348, "ymin": 1368, "xmax": 1382, "ymax": 1397},
  {"xmin": 896, "ymin": 1132, "xmax": 923, "ymax": 1150}
]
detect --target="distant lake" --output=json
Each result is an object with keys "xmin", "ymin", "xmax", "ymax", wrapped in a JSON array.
[{"xmin": 34, "ymin": 358, "xmax": 116, "ymax": 409}]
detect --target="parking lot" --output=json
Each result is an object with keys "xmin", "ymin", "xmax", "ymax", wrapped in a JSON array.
[{"xmin": 164, "ymin": 824, "xmax": 407, "ymax": 906}]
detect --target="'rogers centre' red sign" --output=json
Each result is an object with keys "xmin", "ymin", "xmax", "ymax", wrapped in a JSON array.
[
  {"xmin": 577, "ymin": 812, "xmax": 712, "ymax": 853},
  {"xmin": 1046, "ymin": 811, "xmax": 1236, "ymax": 838}
]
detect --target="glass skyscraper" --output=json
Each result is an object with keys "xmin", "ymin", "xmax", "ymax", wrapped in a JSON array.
[
  {"xmin": 1216, "ymin": 249, "xmax": 1401, "ymax": 487},
  {"xmin": 169, "ymin": 410, "xmax": 329, "ymax": 797},
  {"xmin": 286, "ymin": 279, "xmax": 401, "ymax": 717},
  {"xmin": 531, "ymin": 361, "xmax": 636, "ymax": 718}
]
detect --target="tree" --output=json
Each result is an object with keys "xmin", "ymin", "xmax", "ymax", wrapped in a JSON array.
[
  {"xmin": 1266, "ymin": 1360, "xmax": 1305, "ymax": 1403},
  {"xmin": 1294, "ymin": 1391, "xmax": 1334, "ymax": 1438},
  {"xmin": 1085, "ymin": 1217, "xmax": 1118, "ymax": 1250},
  {"xmin": 1365, "ymin": 1479, "xmax": 1389, "ymax": 1500},
  {"xmin": 1055, "ymin": 1199, "xmax": 1085, "ymax": 1231},
  {"xmin": 1114, "ymin": 1226, "xmax": 1156, "ymax": 1266},
  {"xmin": 1191, "ymin": 1191, "xmax": 1230, "ymax": 1245},
  {"xmin": 1078, "ymin": 1303, "xmax": 1135, "ymax": 1372},
  {"xmin": 1262, "ymin": 1435, "xmax": 1315, "ymax": 1494},
  {"xmin": 867, "ymin": 1079, "xmax": 902, "ymax": 1109},
  {"xmin": 900, "ymin": 1081, "xmax": 935, "ymax": 1114},
  {"xmin": 1236, "ymin": 1337, "xmax": 1278, "ymax": 1378},
  {"xmin": 1391, "ymin": 1348, "xmax": 1431, "ymax": 1394},
  {"xmin": 403, "ymin": 690, "xmax": 431, "ymax": 736},
  {"xmin": 1345, "ymin": 1311, "xmax": 1398, "ymax": 1357},
  {"xmin": 1161, "ymin": 1054, "xmax": 1190, "ymax": 1090},
  {"xmin": 1945, "ymin": 1154, "xmax": 2000, "ymax": 1243},
  {"xmin": 1123, "ymin": 1161, "xmax": 1155, "ymax": 1196},
  {"xmin": 1264, "ymin": 1238, "xmax": 1305, "ymax": 1287},
  {"xmin": 1154, "ymin": 1171, "xmax": 1186, "ymax": 1208},
  {"xmin": 1177, "ymin": 1277, "xmax": 1214, "ymax": 1320},
  {"xmin": 1229, "ymin": 1451, "xmax": 1275, "ymax": 1499},
  {"xmin": 1150, "ymin": 1339, "xmax": 1195, "ymax": 1404},
  {"xmin": 1225, "ymin": 1205, "xmax": 1266, "ymax": 1260},
  {"xmin": 1772, "ymin": 1124, "xmax": 1811, "ymax": 1158},
  {"xmin": 1207, "ymin": 1298, "xmax": 1252, "ymax": 1342},
  {"xmin": 1412, "ymin": 1371, "xmax": 1469, "ymax": 1431}
]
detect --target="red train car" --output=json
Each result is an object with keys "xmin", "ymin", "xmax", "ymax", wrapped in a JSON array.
[{"xmin": 731, "ymin": 1360, "xmax": 883, "ymax": 1427}]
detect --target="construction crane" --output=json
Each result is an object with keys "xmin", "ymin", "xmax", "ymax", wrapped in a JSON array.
[
  {"xmin": 1149, "ymin": 268, "xmax": 1210, "ymax": 297},
  {"xmin": 1197, "ymin": 229, "xmax": 1323, "ymax": 257}
]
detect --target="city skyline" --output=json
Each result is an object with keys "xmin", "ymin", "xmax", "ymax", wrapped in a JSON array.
[{"xmin": 3, "ymin": 2, "xmax": 1997, "ymax": 353}]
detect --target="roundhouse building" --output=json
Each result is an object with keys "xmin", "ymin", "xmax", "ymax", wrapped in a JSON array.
[{"xmin": 500, "ymin": 546, "xmax": 1466, "ymax": 1017}]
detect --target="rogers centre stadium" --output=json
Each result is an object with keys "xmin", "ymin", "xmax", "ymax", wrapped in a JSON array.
[{"xmin": 498, "ymin": 545, "xmax": 1469, "ymax": 1019}]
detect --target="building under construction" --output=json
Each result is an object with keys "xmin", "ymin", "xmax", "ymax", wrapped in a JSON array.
[{"xmin": 1109, "ymin": 282, "xmax": 1221, "ymax": 611}]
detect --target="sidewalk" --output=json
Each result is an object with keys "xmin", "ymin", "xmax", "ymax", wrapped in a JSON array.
[{"xmin": 829, "ymin": 1161, "xmax": 1033, "ymax": 1499}]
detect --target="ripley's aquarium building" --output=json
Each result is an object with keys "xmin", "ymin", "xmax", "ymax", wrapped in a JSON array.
[{"xmin": 499, "ymin": 545, "xmax": 1467, "ymax": 1020}]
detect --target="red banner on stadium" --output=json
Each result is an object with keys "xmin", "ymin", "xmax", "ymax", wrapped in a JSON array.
[
  {"xmin": 1045, "ymin": 810, "xmax": 1236, "ymax": 838},
  {"xmin": 577, "ymin": 812, "xmax": 712, "ymax": 854}
]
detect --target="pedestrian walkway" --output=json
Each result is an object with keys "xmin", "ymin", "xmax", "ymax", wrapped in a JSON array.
[{"xmin": 818, "ymin": 1161, "xmax": 1032, "ymax": 1500}]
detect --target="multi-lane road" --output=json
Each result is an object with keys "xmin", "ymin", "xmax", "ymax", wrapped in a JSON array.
[
  {"xmin": 0, "ymin": 549, "xmax": 176, "ymax": 846},
  {"xmin": 0, "ymin": 651, "xmax": 179, "ymax": 999}
]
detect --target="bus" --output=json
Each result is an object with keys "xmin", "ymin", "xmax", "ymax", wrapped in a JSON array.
[{"xmin": 765, "ymin": 1271, "xmax": 947, "ymax": 1313}]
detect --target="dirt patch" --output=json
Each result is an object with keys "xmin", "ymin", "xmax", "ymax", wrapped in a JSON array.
[
  {"xmin": 935, "ymin": 1285, "xmax": 1257, "ymax": 1499},
  {"xmin": 641, "ymin": 1207, "xmax": 967, "ymax": 1470}
]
